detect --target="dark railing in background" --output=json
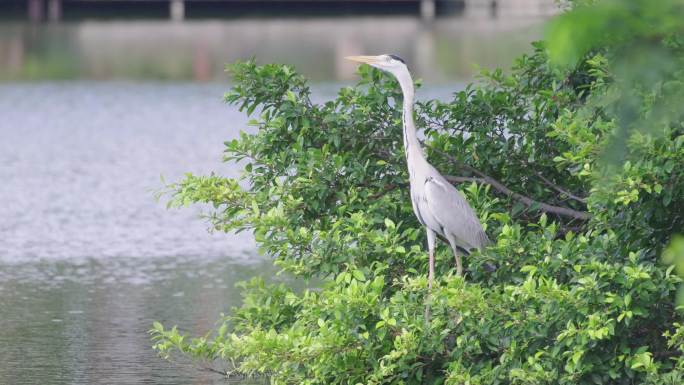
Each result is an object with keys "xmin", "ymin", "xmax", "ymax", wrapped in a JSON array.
[
  {"xmin": 13, "ymin": 0, "xmax": 442, "ymax": 21},
  {"xmin": 3, "ymin": 0, "xmax": 558, "ymax": 23}
]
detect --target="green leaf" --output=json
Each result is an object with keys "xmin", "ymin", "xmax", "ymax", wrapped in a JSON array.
[{"xmin": 352, "ymin": 270, "xmax": 366, "ymax": 282}]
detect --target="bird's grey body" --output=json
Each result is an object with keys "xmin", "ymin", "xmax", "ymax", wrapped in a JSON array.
[{"xmin": 346, "ymin": 54, "xmax": 489, "ymax": 285}]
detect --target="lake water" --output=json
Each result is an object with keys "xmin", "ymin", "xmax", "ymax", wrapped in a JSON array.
[
  {"xmin": 0, "ymin": 83, "xmax": 278, "ymax": 384},
  {"xmin": 0, "ymin": 13, "xmax": 548, "ymax": 385}
]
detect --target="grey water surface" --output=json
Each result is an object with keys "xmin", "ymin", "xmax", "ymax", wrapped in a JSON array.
[{"xmin": 0, "ymin": 83, "xmax": 278, "ymax": 384}]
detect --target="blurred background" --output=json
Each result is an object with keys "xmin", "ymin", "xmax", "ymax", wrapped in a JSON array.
[
  {"xmin": 0, "ymin": 0, "xmax": 557, "ymax": 82},
  {"xmin": 0, "ymin": 1, "xmax": 556, "ymax": 384}
]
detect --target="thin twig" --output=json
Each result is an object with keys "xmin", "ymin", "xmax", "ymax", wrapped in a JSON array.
[
  {"xmin": 445, "ymin": 176, "xmax": 482, "ymax": 184},
  {"xmin": 368, "ymin": 183, "xmax": 399, "ymax": 200},
  {"xmin": 652, "ymin": 350, "xmax": 682, "ymax": 359},
  {"xmin": 202, "ymin": 366, "xmax": 230, "ymax": 376},
  {"xmin": 532, "ymin": 169, "xmax": 587, "ymax": 204}
]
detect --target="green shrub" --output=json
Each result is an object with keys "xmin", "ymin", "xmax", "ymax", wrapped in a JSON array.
[{"xmin": 152, "ymin": 2, "xmax": 684, "ymax": 383}]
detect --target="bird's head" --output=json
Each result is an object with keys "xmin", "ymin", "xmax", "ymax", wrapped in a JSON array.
[{"xmin": 345, "ymin": 54, "xmax": 408, "ymax": 78}]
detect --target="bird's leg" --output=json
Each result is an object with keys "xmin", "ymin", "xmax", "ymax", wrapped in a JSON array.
[
  {"xmin": 425, "ymin": 229, "xmax": 436, "ymax": 321},
  {"xmin": 427, "ymin": 229, "xmax": 436, "ymax": 289},
  {"xmin": 455, "ymin": 249, "xmax": 462, "ymax": 277},
  {"xmin": 448, "ymin": 237, "xmax": 463, "ymax": 276}
]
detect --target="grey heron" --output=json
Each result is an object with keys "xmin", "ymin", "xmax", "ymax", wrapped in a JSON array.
[{"xmin": 346, "ymin": 54, "xmax": 490, "ymax": 288}]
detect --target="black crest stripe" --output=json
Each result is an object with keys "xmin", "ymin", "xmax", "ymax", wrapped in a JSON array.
[{"xmin": 388, "ymin": 54, "xmax": 406, "ymax": 64}]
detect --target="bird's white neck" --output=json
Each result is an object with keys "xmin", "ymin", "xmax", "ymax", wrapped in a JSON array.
[{"xmin": 395, "ymin": 68, "xmax": 423, "ymax": 163}]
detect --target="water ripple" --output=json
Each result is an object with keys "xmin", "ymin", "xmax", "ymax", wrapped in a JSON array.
[{"xmin": 0, "ymin": 82, "xmax": 255, "ymax": 263}]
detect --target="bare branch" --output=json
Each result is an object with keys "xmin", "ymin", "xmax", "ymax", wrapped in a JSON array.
[
  {"xmin": 444, "ymin": 174, "xmax": 591, "ymax": 220},
  {"xmin": 427, "ymin": 146, "xmax": 591, "ymax": 220}
]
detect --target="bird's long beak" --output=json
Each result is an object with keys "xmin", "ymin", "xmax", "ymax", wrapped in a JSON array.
[{"xmin": 345, "ymin": 55, "xmax": 383, "ymax": 65}]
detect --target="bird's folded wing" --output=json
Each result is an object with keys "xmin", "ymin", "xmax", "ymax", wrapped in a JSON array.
[{"xmin": 424, "ymin": 177, "xmax": 489, "ymax": 250}]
